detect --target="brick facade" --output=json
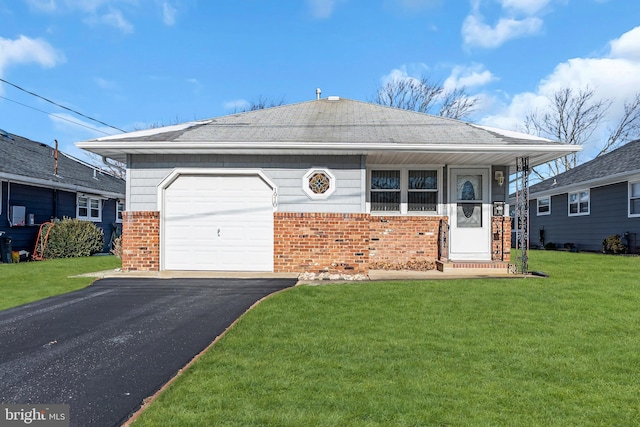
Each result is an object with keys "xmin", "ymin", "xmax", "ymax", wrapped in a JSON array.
[
  {"xmin": 369, "ymin": 216, "xmax": 447, "ymax": 270},
  {"xmin": 121, "ymin": 211, "xmax": 160, "ymax": 271},
  {"xmin": 491, "ymin": 216, "xmax": 512, "ymax": 262},
  {"xmin": 273, "ymin": 212, "xmax": 370, "ymax": 274},
  {"xmin": 120, "ymin": 211, "xmax": 509, "ymax": 273}
]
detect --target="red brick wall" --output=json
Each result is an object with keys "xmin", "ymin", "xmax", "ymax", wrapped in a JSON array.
[
  {"xmin": 369, "ymin": 216, "xmax": 445, "ymax": 270},
  {"xmin": 121, "ymin": 211, "xmax": 160, "ymax": 271},
  {"xmin": 491, "ymin": 216, "xmax": 511, "ymax": 262},
  {"xmin": 274, "ymin": 212, "xmax": 370, "ymax": 274}
]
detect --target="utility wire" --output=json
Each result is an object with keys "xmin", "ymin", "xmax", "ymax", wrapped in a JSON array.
[
  {"xmin": 0, "ymin": 77, "xmax": 126, "ymax": 133},
  {"xmin": 0, "ymin": 95, "xmax": 113, "ymax": 135}
]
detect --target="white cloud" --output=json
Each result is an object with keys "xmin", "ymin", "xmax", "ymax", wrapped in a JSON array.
[
  {"xmin": 162, "ymin": 2, "xmax": 177, "ymax": 26},
  {"xmin": 307, "ymin": 0, "xmax": 344, "ymax": 19},
  {"xmin": 462, "ymin": 13, "xmax": 542, "ymax": 49},
  {"xmin": 609, "ymin": 25, "xmax": 640, "ymax": 61},
  {"xmin": 99, "ymin": 8, "xmax": 134, "ymax": 33},
  {"xmin": 479, "ymin": 26, "xmax": 640, "ymax": 155},
  {"xmin": 500, "ymin": 0, "xmax": 552, "ymax": 15},
  {"xmin": 24, "ymin": 0, "xmax": 57, "ymax": 13},
  {"xmin": 224, "ymin": 99, "xmax": 250, "ymax": 111},
  {"xmin": 443, "ymin": 64, "xmax": 495, "ymax": 91},
  {"xmin": 0, "ymin": 35, "xmax": 65, "ymax": 84}
]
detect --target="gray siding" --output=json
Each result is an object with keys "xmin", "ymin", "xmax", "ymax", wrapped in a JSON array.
[
  {"xmin": 127, "ymin": 154, "xmax": 364, "ymax": 213},
  {"xmin": 530, "ymin": 182, "xmax": 640, "ymax": 252}
]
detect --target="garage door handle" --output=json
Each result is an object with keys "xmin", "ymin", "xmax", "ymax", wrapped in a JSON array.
[{"xmin": 217, "ymin": 228, "xmax": 221, "ymax": 237}]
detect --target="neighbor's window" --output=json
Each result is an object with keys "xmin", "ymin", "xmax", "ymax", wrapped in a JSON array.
[
  {"xmin": 116, "ymin": 199, "xmax": 125, "ymax": 223},
  {"xmin": 370, "ymin": 168, "xmax": 439, "ymax": 214},
  {"xmin": 77, "ymin": 195, "xmax": 102, "ymax": 222},
  {"xmin": 568, "ymin": 190, "xmax": 589, "ymax": 216},
  {"xmin": 537, "ymin": 196, "xmax": 551, "ymax": 215},
  {"xmin": 630, "ymin": 181, "xmax": 640, "ymax": 217}
]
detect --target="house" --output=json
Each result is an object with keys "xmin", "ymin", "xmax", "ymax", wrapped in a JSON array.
[
  {"xmin": 0, "ymin": 129, "xmax": 126, "ymax": 256},
  {"xmin": 524, "ymin": 139, "xmax": 640, "ymax": 253},
  {"xmin": 76, "ymin": 97, "xmax": 577, "ymax": 276}
]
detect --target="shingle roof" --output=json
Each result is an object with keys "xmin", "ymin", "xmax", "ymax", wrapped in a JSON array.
[
  {"xmin": 529, "ymin": 139, "xmax": 640, "ymax": 195},
  {"xmin": 78, "ymin": 97, "xmax": 579, "ymax": 167},
  {"xmin": 0, "ymin": 131, "xmax": 125, "ymax": 197}
]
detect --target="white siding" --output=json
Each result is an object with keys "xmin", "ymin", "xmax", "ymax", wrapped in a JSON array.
[{"xmin": 128, "ymin": 154, "xmax": 364, "ymax": 213}]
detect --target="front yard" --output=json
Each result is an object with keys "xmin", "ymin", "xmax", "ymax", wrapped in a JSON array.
[
  {"xmin": 0, "ymin": 255, "xmax": 121, "ymax": 310},
  {"xmin": 129, "ymin": 251, "xmax": 640, "ymax": 426}
]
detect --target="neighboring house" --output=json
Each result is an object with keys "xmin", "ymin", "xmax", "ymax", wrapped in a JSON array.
[
  {"xmin": 77, "ymin": 97, "xmax": 577, "ymax": 275},
  {"xmin": 523, "ymin": 139, "xmax": 640, "ymax": 253},
  {"xmin": 0, "ymin": 129, "xmax": 126, "ymax": 255}
]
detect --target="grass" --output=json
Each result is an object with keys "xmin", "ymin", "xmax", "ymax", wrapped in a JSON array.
[
  {"xmin": 132, "ymin": 251, "xmax": 640, "ymax": 427},
  {"xmin": 0, "ymin": 255, "xmax": 121, "ymax": 311}
]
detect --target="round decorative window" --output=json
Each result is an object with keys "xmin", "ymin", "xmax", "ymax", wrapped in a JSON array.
[
  {"xmin": 309, "ymin": 172, "xmax": 331, "ymax": 194},
  {"xmin": 303, "ymin": 168, "xmax": 336, "ymax": 199}
]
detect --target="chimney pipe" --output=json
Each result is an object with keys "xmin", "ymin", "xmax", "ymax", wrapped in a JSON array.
[
  {"xmin": 54, "ymin": 139, "xmax": 59, "ymax": 176},
  {"xmin": 316, "ymin": 88, "xmax": 321, "ymax": 100}
]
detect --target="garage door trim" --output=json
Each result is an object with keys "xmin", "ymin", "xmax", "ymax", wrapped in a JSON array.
[{"xmin": 158, "ymin": 168, "xmax": 278, "ymax": 271}]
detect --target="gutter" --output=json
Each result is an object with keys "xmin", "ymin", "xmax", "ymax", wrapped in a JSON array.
[{"xmin": 0, "ymin": 172, "xmax": 125, "ymax": 200}]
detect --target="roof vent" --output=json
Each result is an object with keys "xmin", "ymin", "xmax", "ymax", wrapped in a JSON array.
[
  {"xmin": 316, "ymin": 88, "xmax": 322, "ymax": 100},
  {"xmin": 327, "ymin": 96, "xmax": 340, "ymax": 101}
]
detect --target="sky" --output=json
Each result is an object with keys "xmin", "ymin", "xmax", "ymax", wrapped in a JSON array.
[{"xmin": 1, "ymin": 0, "xmax": 639, "ymax": 165}]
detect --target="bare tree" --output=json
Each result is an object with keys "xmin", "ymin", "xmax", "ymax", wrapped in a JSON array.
[
  {"xmin": 235, "ymin": 95, "xmax": 286, "ymax": 112},
  {"xmin": 601, "ymin": 93, "xmax": 640, "ymax": 155},
  {"xmin": 524, "ymin": 87, "xmax": 640, "ymax": 178},
  {"xmin": 524, "ymin": 87, "xmax": 610, "ymax": 177},
  {"xmin": 371, "ymin": 74, "xmax": 477, "ymax": 119}
]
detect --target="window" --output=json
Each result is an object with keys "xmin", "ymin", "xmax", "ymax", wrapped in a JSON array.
[
  {"xmin": 370, "ymin": 168, "xmax": 439, "ymax": 214},
  {"xmin": 77, "ymin": 194, "xmax": 102, "ymax": 222},
  {"xmin": 302, "ymin": 168, "xmax": 336, "ymax": 199},
  {"xmin": 537, "ymin": 196, "xmax": 551, "ymax": 215},
  {"xmin": 568, "ymin": 190, "xmax": 589, "ymax": 216},
  {"xmin": 116, "ymin": 200, "xmax": 125, "ymax": 223},
  {"xmin": 630, "ymin": 181, "xmax": 640, "ymax": 217}
]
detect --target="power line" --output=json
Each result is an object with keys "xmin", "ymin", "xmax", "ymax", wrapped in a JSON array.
[
  {"xmin": 0, "ymin": 95, "xmax": 113, "ymax": 135},
  {"xmin": 0, "ymin": 77, "xmax": 126, "ymax": 133}
]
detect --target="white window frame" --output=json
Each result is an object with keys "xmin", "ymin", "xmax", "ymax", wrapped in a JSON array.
[
  {"xmin": 537, "ymin": 196, "xmax": 551, "ymax": 216},
  {"xmin": 77, "ymin": 194, "xmax": 103, "ymax": 222},
  {"xmin": 629, "ymin": 181, "xmax": 640, "ymax": 218},
  {"xmin": 302, "ymin": 168, "xmax": 336, "ymax": 200},
  {"xmin": 367, "ymin": 166, "xmax": 442, "ymax": 215},
  {"xmin": 568, "ymin": 189, "xmax": 590, "ymax": 217},
  {"xmin": 116, "ymin": 199, "xmax": 125, "ymax": 223}
]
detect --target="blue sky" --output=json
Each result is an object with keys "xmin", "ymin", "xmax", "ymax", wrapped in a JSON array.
[{"xmin": 1, "ymin": 0, "xmax": 639, "ymax": 163}]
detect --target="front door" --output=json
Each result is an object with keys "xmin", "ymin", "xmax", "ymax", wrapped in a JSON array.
[{"xmin": 449, "ymin": 168, "xmax": 491, "ymax": 260}]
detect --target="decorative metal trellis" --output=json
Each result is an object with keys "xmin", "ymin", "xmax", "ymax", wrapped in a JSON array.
[{"xmin": 513, "ymin": 157, "xmax": 530, "ymax": 274}]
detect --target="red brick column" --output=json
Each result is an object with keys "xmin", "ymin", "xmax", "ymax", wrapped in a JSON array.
[
  {"xmin": 369, "ymin": 216, "xmax": 443, "ymax": 270},
  {"xmin": 122, "ymin": 211, "xmax": 160, "ymax": 271},
  {"xmin": 491, "ymin": 216, "xmax": 511, "ymax": 262},
  {"xmin": 274, "ymin": 213, "xmax": 370, "ymax": 274}
]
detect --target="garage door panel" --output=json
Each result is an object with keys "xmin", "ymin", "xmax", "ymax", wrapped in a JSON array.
[{"xmin": 163, "ymin": 175, "xmax": 274, "ymax": 271}]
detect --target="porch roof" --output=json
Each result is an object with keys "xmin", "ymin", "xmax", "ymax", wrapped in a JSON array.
[{"xmin": 77, "ymin": 97, "xmax": 579, "ymax": 168}]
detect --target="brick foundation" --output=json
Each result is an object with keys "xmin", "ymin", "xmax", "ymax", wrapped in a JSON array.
[
  {"xmin": 274, "ymin": 212, "xmax": 370, "ymax": 274},
  {"xmin": 122, "ymin": 211, "xmax": 160, "ymax": 271}
]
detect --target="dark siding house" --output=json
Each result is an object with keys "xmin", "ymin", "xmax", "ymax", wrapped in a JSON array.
[
  {"xmin": 0, "ymin": 130, "xmax": 126, "ymax": 256},
  {"xmin": 525, "ymin": 139, "xmax": 640, "ymax": 253}
]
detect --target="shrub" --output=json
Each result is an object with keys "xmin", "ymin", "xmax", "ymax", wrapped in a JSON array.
[
  {"xmin": 44, "ymin": 218, "xmax": 104, "ymax": 259},
  {"xmin": 602, "ymin": 234, "xmax": 627, "ymax": 255},
  {"xmin": 111, "ymin": 236, "xmax": 122, "ymax": 259},
  {"xmin": 544, "ymin": 242, "xmax": 556, "ymax": 250}
]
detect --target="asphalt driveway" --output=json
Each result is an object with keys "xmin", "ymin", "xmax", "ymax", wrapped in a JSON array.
[{"xmin": 0, "ymin": 277, "xmax": 296, "ymax": 427}]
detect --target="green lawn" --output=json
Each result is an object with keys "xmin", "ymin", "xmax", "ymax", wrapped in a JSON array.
[
  {"xmin": 0, "ymin": 255, "xmax": 121, "ymax": 310},
  {"xmin": 131, "ymin": 251, "xmax": 640, "ymax": 426}
]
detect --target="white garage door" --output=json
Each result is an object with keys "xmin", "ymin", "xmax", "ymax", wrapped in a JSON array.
[{"xmin": 163, "ymin": 174, "xmax": 274, "ymax": 271}]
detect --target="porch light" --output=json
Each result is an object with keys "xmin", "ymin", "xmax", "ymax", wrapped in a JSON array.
[{"xmin": 494, "ymin": 170, "xmax": 504, "ymax": 187}]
